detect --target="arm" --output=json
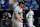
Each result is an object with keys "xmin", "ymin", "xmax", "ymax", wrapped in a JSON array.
[
  {"xmin": 26, "ymin": 13, "xmax": 28, "ymax": 21},
  {"xmin": 20, "ymin": 15, "xmax": 23, "ymax": 19},
  {"xmin": 14, "ymin": 7, "xmax": 23, "ymax": 22},
  {"xmin": 15, "ymin": 13, "xmax": 23, "ymax": 22},
  {"xmin": 8, "ymin": 13, "xmax": 11, "ymax": 18},
  {"xmin": 33, "ymin": 12, "xmax": 35, "ymax": 21},
  {"xmin": 8, "ymin": 13, "xmax": 11, "ymax": 20},
  {"xmin": 33, "ymin": 15, "xmax": 35, "ymax": 21}
]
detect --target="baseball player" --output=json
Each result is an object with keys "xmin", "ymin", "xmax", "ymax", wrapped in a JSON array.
[
  {"xmin": 3, "ymin": 11, "xmax": 11, "ymax": 27},
  {"xmin": 12, "ymin": 2, "xmax": 24, "ymax": 27},
  {"xmin": 3, "ymin": 11, "xmax": 11, "ymax": 19},
  {"xmin": 26, "ymin": 9, "xmax": 35, "ymax": 27}
]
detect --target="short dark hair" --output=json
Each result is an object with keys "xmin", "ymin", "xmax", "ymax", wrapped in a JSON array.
[
  {"xmin": 4, "ymin": 10, "xmax": 7, "ymax": 13},
  {"xmin": 19, "ymin": 2, "xmax": 24, "ymax": 5}
]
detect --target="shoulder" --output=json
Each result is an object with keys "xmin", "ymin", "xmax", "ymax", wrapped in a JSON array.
[
  {"xmin": 8, "ymin": 13, "xmax": 11, "ymax": 15},
  {"xmin": 14, "ymin": 6, "xmax": 20, "ymax": 11},
  {"xmin": 15, "ymin": 6, "xmax": 19, "ymax": 9},
  {"xmin": 31, "ymin": 11, "xmax": 34, "ymax": 14},
  {"xmin": 8, "ymin": 13, "xmax": 10, "ymax": 14},
  {"xmin": 32, "ymin": 10, "xmax": 34, "ymax": 12},
  {"xmin": 29, "ymin": 11, "xmax": 34, "ymax": 14}
]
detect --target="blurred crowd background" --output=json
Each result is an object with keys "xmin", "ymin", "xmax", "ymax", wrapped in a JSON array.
[{"xmin": 0, "ymin": 0, "xmax": 40, "ymax": 10}]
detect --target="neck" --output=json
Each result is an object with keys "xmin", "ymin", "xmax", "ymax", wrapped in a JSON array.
[
  {"xmin": 30, "ymin": 10, "xmax": 31, "ymax": 11},
  {"xmin": 19, "ymin": 6, "xmax": 22, "ymax": 9},
  {"xmin": 14, "ymin": 1, "xmax": 16, "ymax": 2}
]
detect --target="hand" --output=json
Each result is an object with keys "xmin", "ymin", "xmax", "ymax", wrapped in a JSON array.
[
  {"xmin": 20, "ymin": 16, "xmax": 23, "ymax": 19},
  {"xmin": 23, "ymin": 11, "xmax": 25, "ymax": 13},
  {"xmin": 33, "ymin": 19, "xmax": 35, "ymax": 21},
  {"xmin": 26, "ymin": 17, "xmax": 28, "ymax": 21},
  {"xmin": 20, "ymin": 20, "xmax": 23, "ymax": 22}
]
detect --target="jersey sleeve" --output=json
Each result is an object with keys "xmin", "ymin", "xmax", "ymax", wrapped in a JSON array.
[
  {"xmin": 21, "ymin": 9, "xmax": 23, "ymax": 16},
  {"xmin": 33, "ymin": 11, "xmax": 34, "ymax": 19},
  {"xmin": 26, "ymin": 12, "xmax": 29, "ymax": 17},
  {"xmin": 8, "ymin": 13, "xmax": 11, "ymax": 18},
  {"xmin": 33, "ymin": 11, "xmax": 34, "ymax": 15},
  {"xmin": 14, "ymin": 7, "xmax": 18, "ymax": 14}
]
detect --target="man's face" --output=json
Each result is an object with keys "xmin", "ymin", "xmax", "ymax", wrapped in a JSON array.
[
  {"xmin": 24, "ymin": 4, "xmax": 26, "ymax": 7},
  {"xmin": 29, "ymin": 9, "xmax": 32, "ymax": 11},
  {"xmin": 5, "ymin": 12, "xmax": 7, "ymax": 15},
  {"xmin": 21, "ymin": 4, "xmax": 24, "ymax": 8}
]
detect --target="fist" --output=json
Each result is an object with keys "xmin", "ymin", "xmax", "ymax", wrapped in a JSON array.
[
  {"xmin": 33, "ymin": 19, "xmax": 35, "ymax": 21},
  {"xmin": 20, "ymin": 20, "xmax": 23, "ymax": 22}
]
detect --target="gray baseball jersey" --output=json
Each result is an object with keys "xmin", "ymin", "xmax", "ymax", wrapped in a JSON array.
[{"xmin": 12, "ymin": 6, "xmax": 23, "ymax": 27}]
